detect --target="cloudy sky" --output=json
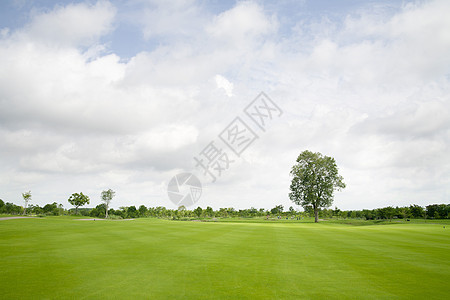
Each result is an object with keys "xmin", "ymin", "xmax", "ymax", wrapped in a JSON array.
[{"xmin": 1, "ymin": 0, "xmax": 449, "ymax": 211}]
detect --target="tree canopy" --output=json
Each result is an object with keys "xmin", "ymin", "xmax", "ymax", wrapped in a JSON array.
[
  {"xmin": 289, "ymin": 150, "xmax": 345, "ymax": 222},
  {"xmin": 68, "ymin": 192, "xmax": 90, "ymax": 215}
]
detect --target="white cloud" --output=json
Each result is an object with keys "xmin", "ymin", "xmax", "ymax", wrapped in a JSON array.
[
  {"xmin": 137, "ymin": 0, "xmax": 205, "ymax": 40},
  {"xmin": 339, "ymin": 0, "xmax": 450, "ymax": 84},
  {"xmin": 214, "ymin": 74, "xmax": 234, "ymax": 97},
  {"xmin": 206, "ymin": 1, "xmax": 278, "ymax": 51},
  {"xmin": 23, "ymin": 1, "xmax": 116, "ymax": 47},
  {"xmin": 208, "ymin": 1, "xmax": 274, "ymax": 36}
]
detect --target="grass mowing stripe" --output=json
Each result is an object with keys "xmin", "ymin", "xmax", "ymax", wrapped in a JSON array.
[{"xmin": 305, "ymin": 224, "xmax": 450, "ymax": 298}]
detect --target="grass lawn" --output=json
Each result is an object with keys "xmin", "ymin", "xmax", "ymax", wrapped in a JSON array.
[{"xmin": 0, "ymin": 217, "xmax": 449, "ymax": 299}]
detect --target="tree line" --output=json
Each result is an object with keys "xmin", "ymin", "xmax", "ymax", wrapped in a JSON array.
[{"xmin": 1, "ymin": 197, "xmax": 448, "ymax": 220}]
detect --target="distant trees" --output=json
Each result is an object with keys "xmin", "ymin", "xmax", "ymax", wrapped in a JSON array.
[
  {"xmin": 271, "ymin": 205, "xmax": 284, "ymax": 215},
  {"xmin": 426, "ymin": 204, "xmax": 449, "ymax": 219},
  {"xmin": 379, "ymin": 206, "xmax": 395, "ymax": 222},
  {"xmin": 289, "ymin": 206, "xmax": 295, "ymax": 215},
  {"xmin": 101, "ymin": 189, "xmax": 115, "ymax": 219},
  {"xmin": 127, "ymin": 206, "xmax": 138, "ymax": 218},
  {"xmin": 90, "ymin": 204, "xmax": 106, "ymax": 218},
  {"xmin": 68, "ymin": 193, "xmax": 90, "ymax": 215},
  {"xmin": 43, "ymin": 202, "xmax": 60, "ymax": 216},
  {"xmin": 0, "ymin": 201, "xmax": 22, "ymax": 215},
  {"xmin": 22, "ymin": 191, "xmax": 32, "ymax": 215},
  {"xmin": 1, "ymin": 190, "xmax": 448, "ymax": 221},
  {"xmin": 410, "ymin": 205, "xmax": 424, "ymax": 218},
  {"xmin": 204, "ymin": 206, "xmax": 214, "ymax": 217},
  {"xmin": 289, "ymin": 150, "xmax": 346, "ymax": 222},
  {"xmin": 194, "ymin": 207, "xmax": 202, "ymax": 217},
  {"xmin": 218, "ymin": 208, "xmax": 228, "ymax": 218},
  {"xmin": 139, "ymin": 205, "xmax": 148, "ymax": 217}
]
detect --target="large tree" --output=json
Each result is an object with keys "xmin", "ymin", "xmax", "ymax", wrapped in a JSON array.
[
  {"xmin": 22, "ymin": 191, "xmax": 32, "ymax": 215},
  {"xmin": 68, "ymin": 192, "xmax": 90, "ymax": 215},
  {"xmin": 289, "ymin": 150, "xmax": 345, "ymax": 223},
  {"xmin": 101, "ymin": 189, "xmax": 115, "ymax": 219}
]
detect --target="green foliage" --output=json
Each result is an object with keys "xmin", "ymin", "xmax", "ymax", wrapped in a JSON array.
[
  {"xmin": 289, "ymin": 150, "xmax": 345, "ymax": 222},
  {"xmin": 111, "ymin": 208, "xmax": 126, "ymax": 219},
  {"xmin": 410, "ymin": 204, "xmax": 425, "ymax": 218},
  {"xmin": 1, "ymin": 194, "xmax": 448, "ymax": 222},
  {"xmin": 138, "ymin": 205, "xmax": 148, "ymax": 217},
  {"xmin": 204, "ymin": 206, "xmax": 214, "ymax": 217},
  {"xmin": 0, "ymin": 202, "xmax": 23, "ymax": 215},
  {"xmin": 90, "ymin": 204, "xmax": 107, "ymax": 218},
  {"xmin": 289, "ymin": 206, "xmax": 295, "ymax": 214},
  {"xmin": 107, "ymin": 214, "xmax": 123, "ymax": 220},
  {"xmin": 42, "ymin": 202, "xmax": 60, "ymax": 216},
  {"xmin": 194, "ymin": 206, "xmax": 202, "ymax": 217},
  {"xmin": 127, "ymin": 206, "xmax": 138, "ymax": 218},
  {"xmin": 426, "ymin": 204, "xmax": 449, "ymax": 219},
  {"xmin": 378, "ymin": 206, "xmax": 395, "ymax": 221},
  {"xmin": 270, "ymin": 205, "xmax": 284, "ymax": 215},
  {"xmin": 67, "ymin": 192, "xmax": 90, "ymax": 215}
]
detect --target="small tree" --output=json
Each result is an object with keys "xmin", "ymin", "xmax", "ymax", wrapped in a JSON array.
[
  {"xmin": 127, "ymin": 206, "xmax": 138, "ymax": 218},
  {"xmin": 22, "ymin": 191, "xmax": 32, "ymax": 215},
  {"xmin": 101, "ymin": 189, "xmax": 115, "ymax": 219},
  {"xmin": 194, "ymin": 206, "xmax": 202, "ymax": 218},
  {"xmin": 205, "ymin": 206, "xmax": 214, "ymax": 217},
  {"xmin": 68, "ymin": 192, "xmax": 90, "ymax": 215},
  {"xmin": 289, "ymin": 150, "xmax": 345, "ymax": 223},
  {"xmin": 138, "ymin": 205, "xmax": 148, "ymax": 217}
]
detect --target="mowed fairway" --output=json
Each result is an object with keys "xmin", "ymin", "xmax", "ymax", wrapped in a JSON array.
[{"xmin": 1, "ymin": 218, "xmax": 449, "ymax": 299}]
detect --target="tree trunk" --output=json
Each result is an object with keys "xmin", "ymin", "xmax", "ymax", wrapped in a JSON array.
[
  {"xmin": 105, "ymin": 205, "xmax": 108, "ymax": 219},
  {"xmin": 314, "ymin": 206, "xmax": 319, "ymax": 223}
]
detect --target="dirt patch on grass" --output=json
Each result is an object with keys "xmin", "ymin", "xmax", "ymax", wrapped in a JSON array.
[{"xmin": 0, "ymin": 217, "xmax": 37, "ymax": 221}]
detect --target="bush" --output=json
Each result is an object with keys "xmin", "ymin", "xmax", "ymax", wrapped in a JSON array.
[{"xmin": 107, "ymin": 214, "xmax": 123, "ymax": 220}]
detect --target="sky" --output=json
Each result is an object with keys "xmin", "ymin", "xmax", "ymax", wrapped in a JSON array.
[{"xmin": 0, "ymin": 0, "xmax": 449, "ymax": 211}]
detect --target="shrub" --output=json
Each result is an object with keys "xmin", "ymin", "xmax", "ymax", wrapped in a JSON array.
[{"xmin": 107, "ymin": 214, "xmax": 123, "ymax": 220}]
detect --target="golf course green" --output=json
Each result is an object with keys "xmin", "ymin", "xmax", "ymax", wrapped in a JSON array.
[{"xmin": 1, "ymin": 217, "xmax": 449, "ymax": 299}]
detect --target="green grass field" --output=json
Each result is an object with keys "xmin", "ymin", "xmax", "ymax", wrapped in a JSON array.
[{"xmin": 1, "ymin": 217, "xmax": 449, "ymax": 299}]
